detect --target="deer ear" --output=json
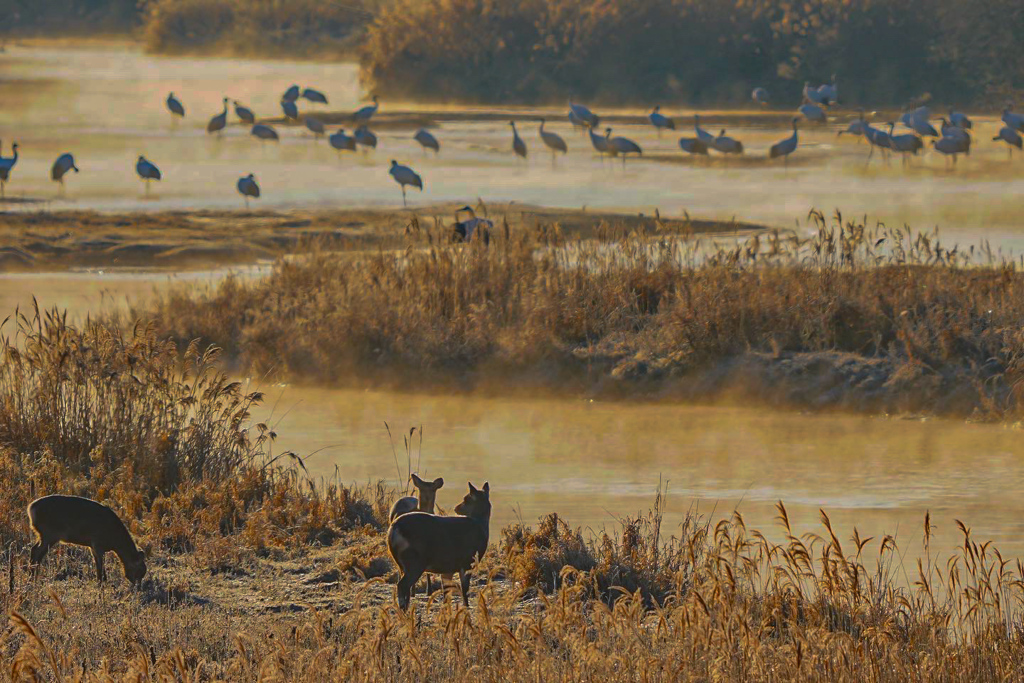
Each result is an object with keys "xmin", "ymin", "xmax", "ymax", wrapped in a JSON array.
[
  {"xmin": 433, "ymin": 477, "xmax": 444, "ymax": 489},
  {"xmin": 468, "ymin": 482, "xmax": 477, "ymax": 493},
  {"xmin": 411, "ymin": 473, "xmax": 424, "ymax": 486},
  {"xmin": 482, "ymin": 482, "xmax": 489, "ymax": 494}
]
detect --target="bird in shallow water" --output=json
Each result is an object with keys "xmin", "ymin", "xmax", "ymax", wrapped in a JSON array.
[{"xmin": 237, "ymin": 173, "xmax": 260, "ymax": 208}]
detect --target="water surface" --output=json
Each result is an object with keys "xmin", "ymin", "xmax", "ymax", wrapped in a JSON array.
[{"xmin": 2, "ymin": 43, "xmax": 1023, "ymax": 250}]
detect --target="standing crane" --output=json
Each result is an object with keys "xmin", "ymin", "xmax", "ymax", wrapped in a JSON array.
[
  {"xmin": 166, "ymin": 92, "xmax": 185, "ymax": 120},
  {"xmin": 353, "ymin": 95, "xmax": 380, "ymax": 123},
  {"xmin": 510, "ymin": 121, "xmax": 527, "ymax": 159},
  {"xmin": 769, "ymin": 118, "xmax": 799, "ymax": 167},
  {"xmin": 605, "ymin": 128, "xmax": 642, "ymax": 166},
  {"xmin": 993, "ymin": 126, "xmax": 1023, "ymax": 157},
  {"xmin": 649, "ymin": 106, "xmax": 675, "ymax": 135},
  {"xmin": 414, "ymin": 129, "xmax": 440, "ymax": 155},
  {"xmin": 330, "ymin": 129, "xmax": 356, "ymax": 154},
  {"xmin": 354, "ymin": 126, "xmax": 378, "ymax": 150},
  {"xmin": 693, "ymin": 115, "xmax": 715, "ymax": 145},
  {"xmin": 234, "ymin": 101, "xmax": 255, "ymax": 124},
  {"xmin": 207, "ymin": 97, "xmax": 229, "ymax": 135},
  {"xmin": 281, "ymin": 99, "xmax": 299, "ymax": 121},
  {"xmin": 305, "ymin": 116, "xmax": 326, "ymax": 139},
  {"xmin": 135, "ymin": 155, "xmax": 161, "ymax": 194},
  {"xmin": 388, "ymin": 160, "xmax": 423, "ymax": 206},
  {"xmin": 237, "ymin": 173, "xmax": 260, "ymax": 208},
  {"xmin": 50, "ymin": 153, "xmax": 79, "ymax": 194},
  {"xmin": 0, "ymin": 142, "xmax": 18, "ymax": 197},
  {"xmin": 538, "ymin": 119, "xmax": 567, "ymax": 161}
]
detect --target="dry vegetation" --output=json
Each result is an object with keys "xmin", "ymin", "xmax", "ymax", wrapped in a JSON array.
[
  {"xmin": 0, "ymin": 301, "xmax": 1022, "ymax": 679},
  {"xmin": 360, "ymin": 0, "xmax": 1023, "ymax": 104},
  {"xmin": 136, "ymin": 209, "xmax": 1024, "ymax": 419},
  {"xmin": 139, "ymin": 0, "xmax": 379, "ymax": 58}
]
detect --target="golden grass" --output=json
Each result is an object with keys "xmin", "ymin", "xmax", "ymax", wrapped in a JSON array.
[
  {"xmin": 2, "ymin": 214, "xmax": 1024, "ymax": 679},
  {"xmin": 134, "ymin": 209, "xmax": 1024, "ymax": 419}
]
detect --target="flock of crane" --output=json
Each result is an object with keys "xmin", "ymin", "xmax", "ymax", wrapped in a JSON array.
[{"xmin": 1, "ymin": 74, "xmax": 1023, "ymax": 207}]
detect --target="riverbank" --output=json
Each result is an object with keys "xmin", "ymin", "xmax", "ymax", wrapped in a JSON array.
[{"xmin": 0, "ymin": 205, "xmax": 754, "ymax": 271}]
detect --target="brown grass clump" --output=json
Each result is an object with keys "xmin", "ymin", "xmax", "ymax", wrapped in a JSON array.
[{"xmin": 137, "ymin": 209, "xmax": 1024, "ymax": 420}]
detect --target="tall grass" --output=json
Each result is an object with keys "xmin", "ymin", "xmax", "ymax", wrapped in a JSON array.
[
  {"xmin": 136, "ymin": 210, "xmax": 1024, "ymax": 419},
  {"xmin": 0, "ymin": 303, "xmax": 382, "ymax": 560},
  {"xmin": 3, "ymin": 497, "xmax": 1023, "ymax": 680}
]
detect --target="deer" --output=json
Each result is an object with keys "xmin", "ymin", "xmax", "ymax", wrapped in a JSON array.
[
  {"xmin": 389, "ymin": 474, "xmax": 444, "ymax": 522},
  {"xmin": 388, "ymin": 481, "xmax": 490, "ymax": 610},
  {"xmin": 389, "ymin": 474, "xmax": 445, "ymax": 595},
  {"xmin": 28, "ymin": 495, "xmax": 147, "ymax": 585}
]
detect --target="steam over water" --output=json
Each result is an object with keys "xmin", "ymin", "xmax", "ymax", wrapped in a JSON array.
[{"xmin": 2, "ymin": 42, "xmax": 1024, "ymax": 251}]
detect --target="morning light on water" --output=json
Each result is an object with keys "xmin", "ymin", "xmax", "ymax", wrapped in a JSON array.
[{"xmin": 1, "ymin": 0, "xmax": 1024, "ymax": 679}]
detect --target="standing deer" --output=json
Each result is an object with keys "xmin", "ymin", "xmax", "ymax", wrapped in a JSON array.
[
  {"xmin": 28, "ymin": 495, "xmax": 146, "ymax": 585},
  {"xmin": 389, "ymin": 474, "xmax": 444, "ymax": 522},
  {"xmin": 388, "ymin": 482, "xmax": 490, "ymax": 610}
]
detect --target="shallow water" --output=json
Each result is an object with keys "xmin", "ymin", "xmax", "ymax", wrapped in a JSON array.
[
  {"xmin": 2, "ymin": 270, "xmax": 1023, "ymax": 563},
  {"xmin": 2, "ymin": 43, "xmax": 1024, "ymax": 251},
  {"xmin": 262, "ymin": 384, "xmax": 1024, "ymax": 562}
]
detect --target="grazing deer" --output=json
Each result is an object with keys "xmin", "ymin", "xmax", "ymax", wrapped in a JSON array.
[
  {"xmin": 389, "ymin": 474, "xmax": 444, "ymax": 522},
  {"xmin": 388, "ymin": 482, "xmax": 490, "ymax": 610},
  {"xmin": 28, "ymin": 495, "xmax": 147, "ymax": 585}
]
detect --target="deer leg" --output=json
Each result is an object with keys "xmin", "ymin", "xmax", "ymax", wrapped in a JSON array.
[
  {"xmin": 91, "ymin": 545, "xmax": 105, "ymax": 584},
  {"xmin": 459, "ymin": 570, "xmax": 471, "ymax": 608},
  {"xmin": 30, "ymin": 539, "xmax": 52, "ymax": 577},
  {"xmin": 397, "ymin": 562, "xmax": 424, "ymax": 611}
]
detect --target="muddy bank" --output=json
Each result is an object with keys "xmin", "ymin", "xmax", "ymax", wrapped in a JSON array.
[{"xmin": 0, "ymin": 205, "xmax": 761, "ymax": 271}]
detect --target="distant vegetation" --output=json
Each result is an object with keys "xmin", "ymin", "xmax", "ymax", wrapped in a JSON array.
[
  {"xmin": 360, "ymin": 0, "xmax": 1023, "ymax": 105},
  {"xmin": 5, "ymin": 0, "xmax": 1019, "ymax": 105},
  {"xmin": 139, "ymin": 0, "xmax": 379, "ymax": 58},
  {"xmin": 133, "ymin": 210, "xmax": 1024, "ymax": 420},
  {"xmin": 0, "ymin": 0, "xmax": 138, "ymax": 34}
]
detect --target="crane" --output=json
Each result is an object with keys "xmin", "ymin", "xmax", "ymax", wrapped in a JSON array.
[
  {"xmin": 605, "ymin": 128, "xmax": 642, "ymax": 166},
  {"xmin": 251, "ymin": 124, "xmax": 279, "ymax": 142},
  {"xmin": 353, "ymin": 95, "xmax": 380, "ymax": 123},
  {"xmin": 389, "ymin": 160, "xmax": 422, "ymax": 206},
  {"xmin": 510, "ymin": 121, "xmax": 527, "ymax": 159},
  {"xmin": 50, "ymin": 153, "xmax": 79, "ymax": 193},
  {"xmin": 0, "ymin": 142, "xmax": 18, "ymax": 197},
  {"xmin": 414, "ymin": 129, "xmax": 440, "ymax": 154},
  {"xmin": 993, "ymin": 126, "xmax": 1023, "ymax": 157},
  {"xmin": 207, "ymin": 97, "xmax": 229, "ymax": 135},
  {"xmin": 539, "ymin": 119, "xmax": 567, "ymax": 160},
  {"xmin": 166, "ymin": 92, "xmax": 185, "ymax": 119},
  {"xmin": 302, "ymin": 88, "xmax": 328, "ymax": 104},
  {"xmin": 237, "ymin": 173, "xmax": 260, "ymax": 208},
  {"xmin": 769, "ymin": 117, "xmax": 798, "ymax": 167},
  {"xmin": 135, "ymin": 155, "xmax": 161, "ymax": 194},
  {"xmin": 234, "ymin": 101, "xmax": 255, "ymax": 124},
  {"xmin": 305, "ymin": 116, "xmax": 326, "ymax": 139},
  {"xmin": 649, "ymin": 106, "xmax": 675, "ymax": 135},
  {"xmin": 453, "ymin": 206, "xmax": 493, "ymax": 244}
]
